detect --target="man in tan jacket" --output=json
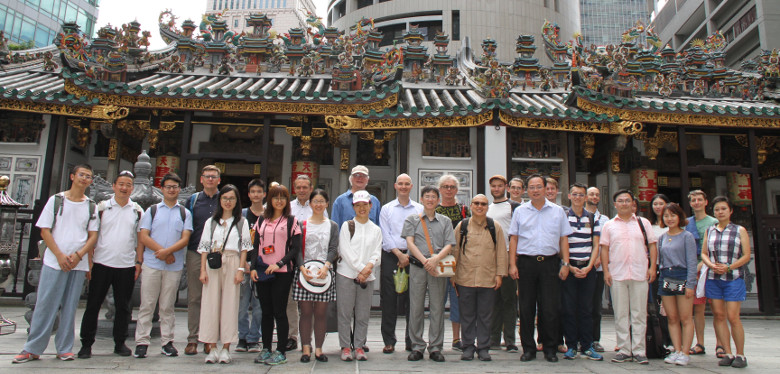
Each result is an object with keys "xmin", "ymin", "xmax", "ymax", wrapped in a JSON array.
[{"xmin": 453, "ymin": 194, "xmax": 508, "ymax": 362}]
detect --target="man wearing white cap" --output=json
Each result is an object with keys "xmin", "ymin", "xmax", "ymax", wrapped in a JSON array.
[{"xmin": 331, "ymin": 165, "xmax": 381, "ymax": 227}]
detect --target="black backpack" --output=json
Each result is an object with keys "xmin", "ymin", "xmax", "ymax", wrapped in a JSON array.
[
  {"xmin": 458, "ymin": 217, "xmax": 497, "ymax": 253},
  {"xmin": 645, "ymin": 293, "xmax": 671, "ymax": 359}
]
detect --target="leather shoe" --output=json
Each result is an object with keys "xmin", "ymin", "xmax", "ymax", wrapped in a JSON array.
[
  {"xmin": 545, "ymin": 353, "xmax": 559, "ymax": 362},
  {"xmin": 383, "ymin": 345, "xmax": 395, "ymax": 354},
  {"xmin": 407, "ymin": 350, "xmax": 423, "ymax": 361},
  {"xmin": 430, "ymin": 351, "xmax": 445, "ymax": 362},
  {"xmin": 184, "ymin": 343, "xmax": 197, "ymax": 356},
  {"xmin": 203, "ymin": 344, "xmax": 211, "ymax": 355},
  {"xmin": 114, "ymin": 344, "xmax": 132, "ymax": 357},
  {"xmin": 520, "ymin": 352, "xmax": 536, "ymax": 362}
]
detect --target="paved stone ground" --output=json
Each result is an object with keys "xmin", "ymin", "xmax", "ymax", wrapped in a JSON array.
[{"xmin": 0, "ymin": 301, "xmax": 777, "ymax": 373}]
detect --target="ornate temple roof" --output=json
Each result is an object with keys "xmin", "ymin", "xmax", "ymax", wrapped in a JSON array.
[{"xmin": 0, "ymin": 12, "xmax": 778, "ymax": 130}]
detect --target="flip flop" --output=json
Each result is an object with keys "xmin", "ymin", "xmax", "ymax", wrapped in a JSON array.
[
  {"xmin": 715, "ymin": 345, "xmax": 726, "ymax": 358},
  {"xmin": 689, "ymin": 343, "xmax": 706, "ymax": 355}
]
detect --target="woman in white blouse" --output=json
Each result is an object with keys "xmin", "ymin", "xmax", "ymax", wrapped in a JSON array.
[
  {"xmin": 336, "ymin": 190, "xmax": 382, "ymax": 362},
  {"xmin": 198, "ymin": 184, "xmax": 251, "ymax": 364}
]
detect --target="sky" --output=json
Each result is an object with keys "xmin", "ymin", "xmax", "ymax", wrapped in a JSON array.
[{"xmin": 96, "ymin": 0, "xmax": 330, "ymax": 49}]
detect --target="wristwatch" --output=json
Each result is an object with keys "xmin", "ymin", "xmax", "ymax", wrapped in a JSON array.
[
  {"xmin": 135, "ymin": 261, "xmax": 142, "ymax": 265},
  {"xmin": 561, "ymin": 261, "xmax": 569, "ymax": 267},
  {"xmin": 276, "ymin": 261, "xmax": 285, "ymax": 268}
]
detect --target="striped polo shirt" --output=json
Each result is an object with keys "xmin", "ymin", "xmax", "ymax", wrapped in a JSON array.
[{"xmin": 566, "ymin": 207, "xmax": 600, "ymax": 261}]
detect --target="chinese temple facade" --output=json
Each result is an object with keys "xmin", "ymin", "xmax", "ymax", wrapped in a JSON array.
[{"xmin": 1, "ymin": 12, "xmax": 780, "ymax": 313}]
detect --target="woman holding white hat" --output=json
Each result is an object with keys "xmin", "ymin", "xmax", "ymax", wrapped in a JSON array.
[{"xmin": 292, "ymin": 188, "xmax": 339, "ymax": 363}]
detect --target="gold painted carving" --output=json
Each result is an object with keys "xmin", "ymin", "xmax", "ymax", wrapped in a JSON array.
[
  {"xmin": 286, "ymin": 127, "xmax": 302, "ymax": 137},
  {"xmin": 577, "ymin": 97, "xmax": 780, "ymax": 129},
  {"xmin": 611, "ymin": 152, "xmax": 620, "ymax": 173},
  {"xmin": 340, "ymin": 148, "xmax": 350, "ymax": 170},
  {"xmin": 325, "ymin": 111, "xmax": 493, "ymax": 130},
  {"xmin": 65, "ymin": 80, "xmax": 397, "ymax": 115},
  {"xmin": 0, "ymin": 99, "xmax": 129, "ymax": 120},
  {"xmin": 373, "ymin": 138, "xmax": 384, "ymax": 159},
  {"xmin": 735, "ymin": 135, "xmax": 778, "ymax": 164},
  {"xmin": 300, "ymin": 135, "xmax": 312, "ymax": 157},
  {"xmin": 582, "ymin": 134, "xmax": 595, "ymax": 159},
  {"xmin": 108, "ymin": 138, "xmax": 118, "ymax": 161},
  {"xmin": 498, "ymin": 112, "xmax": 642, "ymax": 135},
  {"xmin": 635, "ymin": 131, "xmax": 677, "ymax": 160}
]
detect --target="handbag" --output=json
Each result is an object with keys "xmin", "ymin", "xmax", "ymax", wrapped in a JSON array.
[
  {"xmin": 419, "ymin": 214, "xmax": 456, "ymax": 278},
  {"xmin": 662, "ymin": 277, "xmax": 687, "ymax": 295},
  {"xmin": 393, "ymin": 267, "xmax": 409, "ymax": 293},
  {"xmin": 207, "ymin": 222, "xmax": 234, "ymax": 270}
]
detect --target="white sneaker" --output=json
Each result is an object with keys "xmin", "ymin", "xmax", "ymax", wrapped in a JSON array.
[
  {"xmin": 205, "ymin": 348, "xmax": 219, "ymax": 364},
  {"xmin": 219, "ymin": 349, "xmax": 231, "ymax": 364},
  {"xmin": 675, "ymin": 353, "xmax": 690, "ymax": 366},
  {"xmin": 664, "ymin": 351, "xmax": 679, "ymax": 364}
]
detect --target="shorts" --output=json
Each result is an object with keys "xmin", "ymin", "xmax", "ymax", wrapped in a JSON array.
[
  {"xmin": 658, "ymin": 267, "xmax": 689, "ymax": 297},
  {"xmin": 693, "ymin": 269, "xmax": 706, "ymax": 305},
  {"xmin": 705, "ymin": 278, "xmax": 746, "ymax": 302}
]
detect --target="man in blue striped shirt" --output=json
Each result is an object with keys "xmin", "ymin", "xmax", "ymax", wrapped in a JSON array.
[{"xmin": 561, "ymin": 183, "xmax": 603, "ymax": 361}]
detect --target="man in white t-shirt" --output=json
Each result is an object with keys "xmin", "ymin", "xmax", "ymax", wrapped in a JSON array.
[
  {"xmin": 13, "ymin": 164, "xmax": 99, "ymax": 364},
  {"xmin": 486, "ymin": 175, "xmax": 520, "ymax": 353},
  {"xmin": 78, "ymin": 170, "xmax": 144, "ymax": 359}
]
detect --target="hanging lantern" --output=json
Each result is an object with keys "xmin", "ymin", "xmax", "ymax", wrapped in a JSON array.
[
  {"xmin": 630, "ymin": 168, "xmax": 658, "ymax": 205},
  {"xmin": 154, "ymin": 155, "xmax": 180, "ymax": 187},
  {"xmin": 727, "ymin": 172, "xmax": 752, "ymax": 207},
  {"xmin": 291, "ymin": 161, "xmax": 319, "ymax": 188}
]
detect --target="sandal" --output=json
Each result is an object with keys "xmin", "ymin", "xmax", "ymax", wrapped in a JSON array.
[
  {"xmin": 716, "ymin": 345, "xmax": 726, "ymax": 358},
  {"xmin": 689, "ymin": 343, "xmax": 706, "ymax": 355}
]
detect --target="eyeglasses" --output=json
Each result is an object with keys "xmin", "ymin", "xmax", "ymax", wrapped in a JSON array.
[
  {"xmin": 472, "ymin": 201, "xmax": 488, "ymax": 206},
  {"xmin": 311, "ymin": 199, "xmax": 328, "ymax": 205},
  {"xmin": 162, "ymin": 185, "xmax": 180, "ymax": 190},
  {"xmin": 440, "ymin": 185, "xmax": 458, "ymax": 190},
  {"xmin": 76, "ymin": 173, "xmax": 93, "ymax": 180},
  {"xmin": 118, "ymin": 170, "xmax": 134, "ymax": 178},
  {"xmin": 570, "ymin": 193, "xmax": 585, "ymax": 198},
  {"xmin": 221, "ymin": 197, "xmax": 237, "ymax": 202},
  {"xmin": 508, "ymin": 186, "xmax": 523, "ymax": 190},
  {"xmin": 202, "ymin": 175, "xmax": 219, "ymax": 180},
  {"xmin": 271, "ymin": 196, "xmax": 287, "ymax": 201}
]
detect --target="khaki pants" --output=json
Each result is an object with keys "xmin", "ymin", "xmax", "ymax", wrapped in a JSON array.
[
  {"xmin": 199, "ymin": 251, "xmax": 241, "ymax": 344},
  {"xmin": 186, "ymin": 250, "xmax": 202, "ymax": 344},
  {"xmin": 612, "ymin": 279, "xmax": 648, "ymax": 356},
  {"xmin": 135, "ymin": 265, "xmax": 181, "ymax": 346}
]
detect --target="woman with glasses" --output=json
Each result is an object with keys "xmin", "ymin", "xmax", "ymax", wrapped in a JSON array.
[
  {"xmin": 197, "ymin": 184, "xmax": 251, "ymax": 364},
  {"xmin": 250, "ymin": 185, "xmax": 301, "ymax": 366},
  {"xmin": 292, "ymin": 189, "xmax": 338, "ymax": 363},
  {"xmin": 701, "ymin": 196, "xmax": 751, "ymax": 368}
]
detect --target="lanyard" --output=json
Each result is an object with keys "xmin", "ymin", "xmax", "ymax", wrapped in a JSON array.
[{"xmin": 260, "ymin": 216, "xmax": 284, "ymax": 249}]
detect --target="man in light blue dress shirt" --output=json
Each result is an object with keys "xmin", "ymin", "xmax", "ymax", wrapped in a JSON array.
[{"xmin": 331, "ymin": 165, "xmax": 381, "ymax": 227}]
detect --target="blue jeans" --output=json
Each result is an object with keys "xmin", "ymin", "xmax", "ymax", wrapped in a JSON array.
[
  {"xmin": 24, "ymin": 265, "xmax": 86, "ymax": 355},
  {"xmin": 444, "ymin": 279, "xmax": 460, "ymax": 323},
  {"xmin": 238, "ymin": 273, "xmax": 262, "ymax": 342}
]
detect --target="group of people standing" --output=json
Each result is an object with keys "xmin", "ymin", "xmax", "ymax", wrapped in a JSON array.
[{"xmin": 11, "ymin": 163, "xmax": 750, "ymax": 369}]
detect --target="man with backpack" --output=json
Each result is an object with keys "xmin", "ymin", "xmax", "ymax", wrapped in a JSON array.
[
  {"xmin": 78, "ymin": 170, "xmax": 144, "ymax": 359},
  {"xmin": 560, "ymin": 183, "xmax": 603, "ymax": 361},
  {"xmin": 453, "ymin": 194, "xmax": 508, "ymax": 361},
  {"xmin": 13, "ymin": 164, "xmax": 99, "ymax": 364},
  {"xmin": 134, "ymin": 173, "xmax": 193, "ymax": 359},
  {"xmin": 184, "ymin": 165, "xmax": 221, "ymax": 355},
  {"xmin": 486, "ymin": 175, "xmax": 520, "ymax": 353},
  {"xmin": 600, "ymin": 189, "xmax": 658, "ymax": 364}
]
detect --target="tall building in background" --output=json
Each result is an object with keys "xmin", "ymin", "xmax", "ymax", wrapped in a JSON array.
[
  {"xmin": 0, "ymin": 0, "xmax": 99, "ymax": 48},
  {"xmin": 327, "ymin": 0, "xmax": 580, "ymax": 64},
  {"xmin": 651, "ymin": 0, "xmax": 780, "ymax": 67},
  {"xmin": 206, "ymin": 0, "xmax": 316, "ymax": 36},
  {"xmin": 580, "ymin": 0, "xmax": 653, "ymax": 46}
]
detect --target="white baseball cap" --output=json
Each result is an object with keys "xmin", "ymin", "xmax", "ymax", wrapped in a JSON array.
[{"xmin": 352, "ymin": 190, "xmax": 371, "ymax": 204}]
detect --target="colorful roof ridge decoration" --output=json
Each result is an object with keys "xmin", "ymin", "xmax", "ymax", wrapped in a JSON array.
[
  {"xmin": 240, "ymin": 13, "xmax": 274, "ymax": 74},
  {"xmin": 541, "ymin": 20, "xmax": 571, "ymax": 80},
  {"xmin": 514, "ymin": 34, "xmax": 541, "ymax": 87}
]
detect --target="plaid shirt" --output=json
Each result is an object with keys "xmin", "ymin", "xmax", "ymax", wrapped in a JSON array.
[{"xmin": 706, "ymin": 223, "xmax": 743, "ymax": 281}]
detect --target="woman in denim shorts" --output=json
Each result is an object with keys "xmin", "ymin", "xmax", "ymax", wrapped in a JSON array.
[
  {"xmin": 656, "ymin": 203, "xmax": 698, "ymax": 366},
  {"xmin": 701, "ymin": 196, "xmax": 751, "ymax": 369}
]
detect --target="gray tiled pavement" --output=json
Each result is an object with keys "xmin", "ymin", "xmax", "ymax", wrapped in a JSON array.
[{"xmin": 0, "ymin": 301, "xmax": 778, "ymax": 373}]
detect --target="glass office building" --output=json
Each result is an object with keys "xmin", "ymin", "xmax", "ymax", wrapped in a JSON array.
[
  {"xmin": 0, "ymin": 0, "xmax": 99, "ymax": 48},
  {"xmin": 580, "ymin": 0, "xmax": 652, "ymax": 46}
]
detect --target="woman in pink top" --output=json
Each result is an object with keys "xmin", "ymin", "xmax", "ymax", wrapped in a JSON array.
[{"xmin": 249, "ymin": 185, "xmax": 301, "ymax": 366}]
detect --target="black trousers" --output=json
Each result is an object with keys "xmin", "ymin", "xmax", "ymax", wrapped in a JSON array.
[
  {"xmin": 380, "ymin": 250, "xmax": 411, "ymax": 347},
  {"xmin": 490, "ymin": 276, "xmax": 517, "ymax": 345},
  {"xmin": 516, "ymin": 255, "xmax": 561, "ymax": 355},
  {"xmin": 592, "ymin": 271, "xmax": 605, "ymax": 342},
  {"xmin": 256, "ymin": 272, "xmax": 293, "ymax": 353},
  {"xmin": 561, "ymin": 267, "xmax": 596, "ymax": 350},
  {"xmin": 80, "ymin": 263, "xmax": 136, "ymax": 347}
]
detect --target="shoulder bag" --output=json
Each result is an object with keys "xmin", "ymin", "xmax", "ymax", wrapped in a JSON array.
[{"xmin": 420, "ymin": 214, "xmax": 456, "ymax": 277}]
